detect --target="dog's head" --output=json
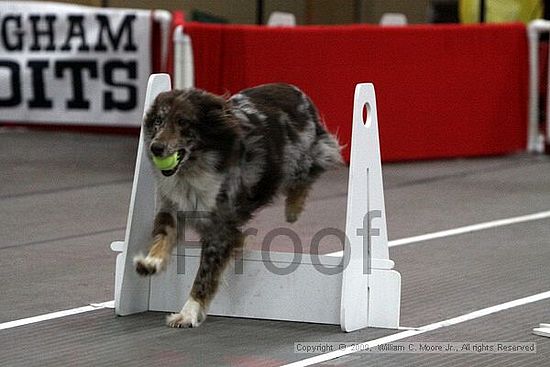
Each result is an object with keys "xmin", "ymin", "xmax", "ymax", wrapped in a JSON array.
[{"xmin": 143, "ymin": 89, "xmax": 239, "ymax": 177}]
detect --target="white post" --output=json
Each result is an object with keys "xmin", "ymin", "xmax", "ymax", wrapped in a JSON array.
[
  {"xmin": 153, "ymin": 10, "xmax": 172, "ymax": 72},
  {"xmin": 173, "ymin": 25, "xmax": 195, "ymax": 89},
  {"xmin": 114, "ymin": 74, "xmax": 172, "ymax": 315},
  {"xmin": 379, "ymin": 13, "xmax": 408, "ymax": 26},
  {"xmin": 528, "ymin": 22, "xmax": 540, "ymax": 152},
  {"xmin": 527, "ymin": 19, "xmax": 550, "ymax": 153},
  {"xmin": 267, "ymin": 12, "xmax": 296, "ymax": 27},
  {"xmin": 340, "ymin": 83, "xmax": 401, "ymax": 331}
]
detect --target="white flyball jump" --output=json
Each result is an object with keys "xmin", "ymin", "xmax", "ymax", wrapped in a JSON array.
[{"xmin": 111, "ymin": 74, "xmax": 401, "ymax": 332}]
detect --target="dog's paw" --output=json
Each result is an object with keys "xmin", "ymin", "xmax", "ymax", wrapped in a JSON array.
[
  {"xmin": 133, "ymin": 254, "xmax": 164, "ymax": 276},
  {"xmin": 166, "ymin": 299, "xmax": 206, "ymax": 328},
  {"xmin": 285, "ymin": 207, "xmax": 300, "ymax": 223}
]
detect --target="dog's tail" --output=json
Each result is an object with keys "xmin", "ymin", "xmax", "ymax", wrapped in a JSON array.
[{"xmin": 311, "ymin": 125, "xmax": 344, "ymax": 170}]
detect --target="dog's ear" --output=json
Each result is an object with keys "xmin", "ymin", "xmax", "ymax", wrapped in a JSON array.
[
  {"xmin": 201, "ymin": 93, "xmax": 227, "ymax": 119},
  {"xmin": 196, "ymin": 91, "xmax": 240, "ymax": 139}
]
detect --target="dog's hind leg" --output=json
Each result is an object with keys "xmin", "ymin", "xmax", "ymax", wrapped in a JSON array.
[
  {"xmin": 284, "ymin": 130, "xmax": 343, "ymax": 223},
  {"xmin": 134, "ymin": 211, "xmax": 176, "ymax": 276},
  {"xmin": 284, "ymin": 162, "xmax": 327, "ymax": 223},
  {"xmin": 167, "ymin": 226, "xmax": 244, "ymax": 328},
  {"xmin": 285, "ymin": 182, "xmax": 313, "ymax": 223}
]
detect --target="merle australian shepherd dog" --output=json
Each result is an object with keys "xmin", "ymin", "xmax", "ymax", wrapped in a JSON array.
[{"xmin": 134, "ymin": 83, "xmax": 342, "ymax": 328}]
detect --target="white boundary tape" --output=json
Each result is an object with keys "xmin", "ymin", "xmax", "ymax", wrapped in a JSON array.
[
  {"xmin": 390, "ymin": 210, "xmax": 550, "ymax": 247},
  {"xmin": 0, "ymin": 301, "xmax": 113, "ymax": 331},
  {"xmin": 280, "ymin": 290, "xmax": 550, "ymax": 367},
  {"xmin": 327, "ymin": 209, "xmax": 550, "ymax": 257},
  {"xmin": 1, "ymin": 210, "xmax": 550, "ymax": 332}
]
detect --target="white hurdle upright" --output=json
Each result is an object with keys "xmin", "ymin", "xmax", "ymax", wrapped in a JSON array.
[
  {"xmin": 111, "ymin": 74, "xmax": 401, "ymax": 331},
  {"xmin": 172, "ymin": 25, "xmax": 194, "ymax": 89},
  {"xmin": 528, "ymin": 19, "xmax": 550, "ymax": 153}
]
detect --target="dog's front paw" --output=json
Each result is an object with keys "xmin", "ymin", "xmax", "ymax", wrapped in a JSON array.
[
  {"xmin": 166, "ymin": 298, "xmax": 206, "ymax": 328},
  {"xmin": 133, "ymin": 254, "xmax": 164, "ymax": 276}
]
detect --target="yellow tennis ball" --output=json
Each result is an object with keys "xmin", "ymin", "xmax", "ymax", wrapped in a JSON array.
[{"xmin": 152, "ymin": 152, "xmax": 179, "ymax": 170}]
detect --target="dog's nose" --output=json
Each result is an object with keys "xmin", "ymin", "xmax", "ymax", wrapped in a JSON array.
[{"xmin": 150, "ymin": 142, "xmax": 165, "ymax": 157}]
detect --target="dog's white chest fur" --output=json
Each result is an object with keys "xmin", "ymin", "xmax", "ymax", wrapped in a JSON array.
[{"xmin": 157, "ymin": 170, "xmax": 223, "ymax": 213}]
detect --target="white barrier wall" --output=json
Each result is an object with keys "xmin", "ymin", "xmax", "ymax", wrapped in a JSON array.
[{"xmin": 0, "ymin": 2, "xmax": 153, "ymax": 126}]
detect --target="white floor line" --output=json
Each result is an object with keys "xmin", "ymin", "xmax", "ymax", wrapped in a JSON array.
[
  {"xmin": 327, "ymin": 209, "xmax": 550, "ymax": 257},
  {"xmin": 0, "ymin": 301, "xmax": 113, "ymax": 331},
  {"xmin": 280, "ymin": 290, "xmax": 550, "ymax": 367}
]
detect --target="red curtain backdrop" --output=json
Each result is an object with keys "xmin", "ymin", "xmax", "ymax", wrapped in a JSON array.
[{"xmin": 176, "ymin": 20, "xmax": 528, "ymax": 162}]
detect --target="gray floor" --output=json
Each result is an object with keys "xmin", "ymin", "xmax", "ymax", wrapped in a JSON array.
[{"xmin": 1, "ymin": 129, "xmax": 549, "ymax": 366}]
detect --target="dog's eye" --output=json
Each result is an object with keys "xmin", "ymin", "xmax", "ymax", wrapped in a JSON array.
[{"xmin": 153, "ymin": 117, "xmax": 163, "ymax": 127}]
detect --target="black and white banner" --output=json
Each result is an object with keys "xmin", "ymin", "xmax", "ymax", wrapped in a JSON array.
[{"xmin": 0, "ymin": 2, "xmax": 151, "ymax": 126}]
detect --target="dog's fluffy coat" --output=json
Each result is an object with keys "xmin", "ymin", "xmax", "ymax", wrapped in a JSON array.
[{"xmin": 135, "ymin": 83, "xmax": 341, "ymax": 327}]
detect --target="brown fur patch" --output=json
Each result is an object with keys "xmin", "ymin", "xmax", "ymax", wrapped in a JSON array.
[
  {"xmin": 285, "ymin": 184, "xmax": 311, "ymax": 223},
  {"xmin": 135, "ymin": 212, "xmax": 177, "ymax": 276},
  {"xmin": 152, "ymin": 212, "xmax": 176, "ymax": 236}
]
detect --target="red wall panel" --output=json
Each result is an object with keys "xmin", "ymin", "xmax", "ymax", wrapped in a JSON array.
[{"xmin": 182, "ymin": 22, "xmax": 528, "ymax": 162}]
